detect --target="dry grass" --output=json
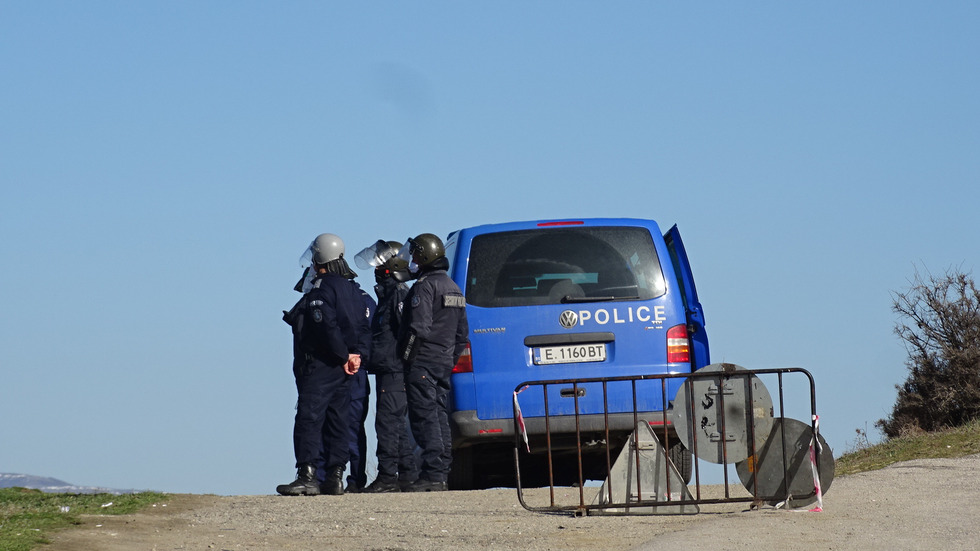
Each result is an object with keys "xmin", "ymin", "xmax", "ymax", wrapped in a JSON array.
[{"xmin": 836, "ymin": 418, "xmax": 980, "ymax": 476}]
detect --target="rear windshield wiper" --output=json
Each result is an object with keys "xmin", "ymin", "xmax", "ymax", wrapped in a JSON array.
[{"xmin": 561, "ymin": 295, "xmax": 640, "ymax": 303}]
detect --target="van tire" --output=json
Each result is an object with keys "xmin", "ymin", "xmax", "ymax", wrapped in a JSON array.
[
  {"xmin": 449, "ymin": 447, "xmax": 475, "ymax": 491},
  {"xmin": 669, "ymin": 440, "xmax": 693, "ymax": 483}
]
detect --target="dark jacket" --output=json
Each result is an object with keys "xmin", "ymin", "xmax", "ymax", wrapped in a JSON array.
[
  {"xmin": 399, "ymin": 267, "xmax": 469, "ymax": 370},
  {"xmin": 367, "ymin": 278, "xmax": 409, "ymax": 375},
  {"xmin": 284, "ymin": 272, "xmax": 371, "ymax": 368},
  {"xmin": 352, "ymin": 280, "xmax": 376, "ymax": 365},
  {"xmin": 351, "ymin": 280, "xmax": 377, "ymax": 399}
]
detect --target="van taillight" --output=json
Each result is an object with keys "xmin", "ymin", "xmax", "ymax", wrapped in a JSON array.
[
  {"xmin": 667, "ymin": 324, "xmax": 690, "ymax": 364},
  {"xmin": 452, "ymin": 344, "xmax": 473, "ymax": 374}
]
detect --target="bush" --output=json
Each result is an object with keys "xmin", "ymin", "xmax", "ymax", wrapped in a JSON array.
[{"xmin": 877, "ymin": 267, "xmax": 980, "ymax": 438}]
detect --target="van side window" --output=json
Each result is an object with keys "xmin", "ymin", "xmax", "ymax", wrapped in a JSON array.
[{"xmin": 466, "ymin": 227, "xmax": 666, "ymax": 308}]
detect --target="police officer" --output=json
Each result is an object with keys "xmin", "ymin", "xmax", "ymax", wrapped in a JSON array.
[
  {"xmin": 277, "ymin": 233, "xmax": 371, "ymax": 496},
  {"xmin": 341, "ymin": 283, "xmax": 375, "ymax": 493},
  {"xmin": 354, "ymin": 240, "xmax": 420, "ymax": 493},
  {"xmin": 397, "ymin": 233, "xmax": 469, "ymax": 492}
]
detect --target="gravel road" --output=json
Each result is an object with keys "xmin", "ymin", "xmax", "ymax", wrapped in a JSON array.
[{"xmin": 45, "ymin": 453, "xmax": 980, "ymax": 551}]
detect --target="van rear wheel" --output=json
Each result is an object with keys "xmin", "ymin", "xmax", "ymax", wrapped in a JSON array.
[
  {"xmin": 668, "ymin": 440, "xmax": 693, "ymax": 483},
  {"xmin": 449, "ymin": 446, "xmax": 476, "ymax": 490}
]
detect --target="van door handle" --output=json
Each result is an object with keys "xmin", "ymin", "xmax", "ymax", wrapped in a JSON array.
[{"xmin": 560, "ymin": 387, "xmax": 586, "ymax": 398}]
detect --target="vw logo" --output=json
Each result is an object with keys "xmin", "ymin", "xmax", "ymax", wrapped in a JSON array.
[{"xmin": 559, "ymin": 310, "xmax": 578, "ymax": 329}]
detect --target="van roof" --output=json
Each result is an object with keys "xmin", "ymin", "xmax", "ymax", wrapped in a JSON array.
[{"xmin": 452, "ymin": 217, "xmax": 664, "ymax": 236}]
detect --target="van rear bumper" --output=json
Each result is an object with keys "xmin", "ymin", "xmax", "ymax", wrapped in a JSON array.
[{"xmin": 451, "ymin": 409, "xmax": 675, "ymax": 448}]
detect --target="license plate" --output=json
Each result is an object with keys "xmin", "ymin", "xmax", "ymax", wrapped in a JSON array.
[{"xmin": 533, "ymin": 343, "xmax": 607, "ymax": 365}]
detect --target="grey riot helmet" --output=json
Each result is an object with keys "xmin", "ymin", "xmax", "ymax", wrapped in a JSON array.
[
  {"xmin": 299, "ymin": 233, "xmax": 345, "ymax": 268},
  {"xmin": 295, "ymin": 233, "xmax": 355, "ymax": 290}
]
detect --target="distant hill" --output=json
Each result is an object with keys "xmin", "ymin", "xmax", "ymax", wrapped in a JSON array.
[{"xmin": 0, "ymin": 473, "xmax": 139, "ymax": 494}]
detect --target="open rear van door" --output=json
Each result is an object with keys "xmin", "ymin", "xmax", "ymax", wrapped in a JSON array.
[{"xmin": 664, "ymin": 225, "xmax": 709, "ymax": 370}]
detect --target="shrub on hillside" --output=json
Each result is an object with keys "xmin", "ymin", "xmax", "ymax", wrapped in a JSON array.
[{"xmin": 877, "ymin": 267, "xmax": 980, "ymax": 438}]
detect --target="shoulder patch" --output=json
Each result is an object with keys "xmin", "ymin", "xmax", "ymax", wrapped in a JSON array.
[
  {"xmin": 443, "ymin": 295, "xmax": 466, "ymax": 308},
  {"xmin": 411, "ymin": 295, "xmax": 421, "ymax": 308}
]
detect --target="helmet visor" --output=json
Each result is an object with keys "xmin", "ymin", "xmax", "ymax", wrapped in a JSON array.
[
  {"xmin": 294, "ymin": 266, "xmax": 315, "ymax": 294},
  {"xmin": 298, "ymin": 240, "xmax": 316, "ymax": 269},
  {"xmin": 396, "ymin": 239, "xmax": 419, "ymax": 275},
  {"xmin": 354, "ymin": 240, "xmax": 395, "ymax": 270}
]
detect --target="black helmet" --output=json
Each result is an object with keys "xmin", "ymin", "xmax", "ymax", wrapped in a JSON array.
[
  {"xmin": 355, "ymin": 240, "xmax": 410, "ymax": 282},
  {"xmin": 381, "ymin": 241, "xmax": 409, "ymax": 272},
  {"xmin": 405, "ymin": 233, "xmax": 445, "ymax": 267},
  {"xmin": 355, "ymin": 240, "xmax": 401, "ymax": 270}
]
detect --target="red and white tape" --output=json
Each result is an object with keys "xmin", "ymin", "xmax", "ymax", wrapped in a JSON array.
[
  {"xmin": 513, "ymin": 386, "xmax": 530, "ymax": 453},
  {"xmin": 808, "ymin": 414, "xmax": 824, "ymax": 512}
]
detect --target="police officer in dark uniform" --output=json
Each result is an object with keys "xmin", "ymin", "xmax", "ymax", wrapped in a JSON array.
[
  {"xmin": 341, "ymin": 283, "xmax": 375, "ymax": 493},
  {"xmin": 354, "ymin": 240, "xmax": 420, "ymax": 493},
  {"xmin": 277, "ymin": 233, "xmax": 371, "ymax": 496},
  {"xmin": 396, "ymin": 233, "xmax": 469, "ymax": 492}
]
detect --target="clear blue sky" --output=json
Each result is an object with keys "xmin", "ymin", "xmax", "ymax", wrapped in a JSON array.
[{"xmin": 1, "ymin": 2, "xmax": 977, "ymax": 496}]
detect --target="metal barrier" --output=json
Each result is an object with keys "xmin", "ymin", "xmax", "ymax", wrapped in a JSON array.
[{"xmin": 512, "ymin": 363, "xmax": 833, "ymax": 516}]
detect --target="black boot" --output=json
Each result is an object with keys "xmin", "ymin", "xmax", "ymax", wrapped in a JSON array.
[
  {"xmin": 363, "ymin": 476, "xmax": 400, "ymax": 493},
  {"xmin": 406, "ymin": 478, "xmax": 448, "ymax": 492},
  {"xmin": 320, "ymin": 466, "xmax": 345, "ymax": 496},
  {"xmin": 276, "ymin": 464, "xmax": 320, "ymax": 496}
]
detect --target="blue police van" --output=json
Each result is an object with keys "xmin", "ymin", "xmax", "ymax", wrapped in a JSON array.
[{"xmin": 443, "ymin": 218, "xmax": 709, "ymax": 489}]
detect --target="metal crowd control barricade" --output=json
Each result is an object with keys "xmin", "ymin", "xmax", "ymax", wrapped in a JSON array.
[{"xmin": 512, "ymin": 364, "xmax": 833, "ymax": 516}]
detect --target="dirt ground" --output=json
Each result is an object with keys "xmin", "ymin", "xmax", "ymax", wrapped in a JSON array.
[{"xmin": 44, "ymin": 453, "xmax": 980, "ymax": 551}]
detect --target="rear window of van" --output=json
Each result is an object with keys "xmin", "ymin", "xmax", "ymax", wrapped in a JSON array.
[{"xmin": 465, "ymin": 226, "xmax": 667, "ymax": 308}]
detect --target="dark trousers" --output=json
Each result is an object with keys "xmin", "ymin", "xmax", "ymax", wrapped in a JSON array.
[
  {"xmin": 375, "ymin": 371, "xmax": 419, "ymax": 482},
  {"xmin": 293, "ymin": 360, "xmax": 351, "ymax": 472},
  {"xmin": 406, "ymin": 363, "xmax": 452, "ymax": 483},
  {"xmin": 436, "ymin": 381, "xmax": 452, "ymax": 477},
  {"xmin": 345, "ymin": 369, "xmax": 370, "ymax": 489}
]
